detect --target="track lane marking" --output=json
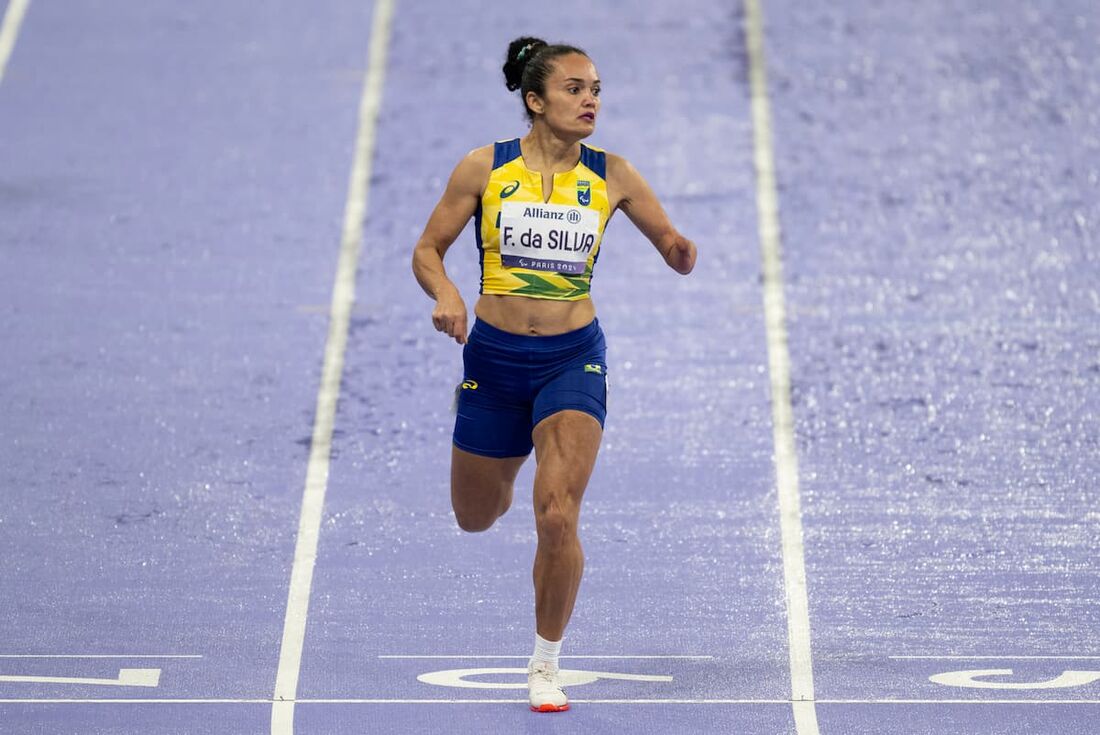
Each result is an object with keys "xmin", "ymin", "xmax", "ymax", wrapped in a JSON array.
[
  {"xmin": 269, "ymin": 0, "xmax": 395, "ymax": 733},
  {"xmin": 0, "ymin": 669, "xmax": 161, "ymax": 687},
  {"xmin": 378, "ymin": 655, "xmax": 715, "ymax": 660},
  {"xmin": 0, "ymin": 655, "xmax": 201, "ymax": 659},
  {"xmin": 743, "ymin": 0, "xmax": 819, "ymax": 732},
  {"xmin": 893, "ymin": 656, "xmax": 1100, "ymax": 660},
  {"xmin": 3, "ymin": 698, "xmax": 1100, "ymax": 704},
  {"xmin": 0, "ymin": 0, "xmax": 30, "ymax": 83}
]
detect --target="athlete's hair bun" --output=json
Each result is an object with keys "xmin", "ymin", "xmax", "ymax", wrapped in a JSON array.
[
  {"xmin": 501, "ymin": 37, "xmax": 589, "ymax": 122},
  {"xmin": 503, "ymin": 37, "xmax": 548, "ymax": 91}
]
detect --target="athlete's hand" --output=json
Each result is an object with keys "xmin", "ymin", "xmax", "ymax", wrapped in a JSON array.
[{"xmin": 432, "ymin": 286, "xmax": 468, "ymax": 344}]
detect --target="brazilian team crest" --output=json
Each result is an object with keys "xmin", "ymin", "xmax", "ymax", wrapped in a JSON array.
[{"xmin": 577, "ymin": 180, "xmax": 591, "ymax": 206}]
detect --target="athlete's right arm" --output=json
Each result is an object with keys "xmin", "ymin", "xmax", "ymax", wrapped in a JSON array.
[{"xmin": 411, "ymin": 146, "xmax": 493, "ymax": 345}]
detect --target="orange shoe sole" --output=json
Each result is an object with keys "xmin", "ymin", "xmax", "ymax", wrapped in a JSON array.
[{"xmin": 530, "ymin": 703, "xmax": 570, "ymax": 713}]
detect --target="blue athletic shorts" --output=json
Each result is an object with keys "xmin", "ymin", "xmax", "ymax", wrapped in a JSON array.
[{"xmin": 452, "ymin": 317, "xmax": 608, "ymax": 458}]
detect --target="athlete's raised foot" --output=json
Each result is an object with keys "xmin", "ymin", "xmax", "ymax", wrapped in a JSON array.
[{"xmin": 528, "ymin": 662, "xmax": 569, "ymax": 713}]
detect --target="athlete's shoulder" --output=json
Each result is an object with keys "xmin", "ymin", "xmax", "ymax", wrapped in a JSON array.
[
  {"xmin": 602, "ymin": 150, "xmax": 639, "ymax": 183},
  {"xmin": 460, "ymin": 144, "xmax": 495, "ymax": 170},
  {"xmin": 454, "ymin": 144, "xmax": 495, "ymax": 177},
  {"xmin": 446, "ymin": 145, "xmax": 495, "ymax": 198},
  {"xmin": 601, "ymin": 152, "xmax": 650, "ymax": 210},
  {"xmin": 578, "ymin": 143, "xmax": 610, "ymax": 180}
]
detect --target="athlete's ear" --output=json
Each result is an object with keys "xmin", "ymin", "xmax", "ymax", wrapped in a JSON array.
[{"xmin": 525, "ymin": 91, "xmax": 545, "ymax": 117}]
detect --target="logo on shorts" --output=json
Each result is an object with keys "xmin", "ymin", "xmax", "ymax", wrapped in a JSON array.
[
  {"xmin": 461, "ymin": 380, "xmax": 479, "ymax": 390},
  {"xmin": 577, "ymin": 180, "xmax": 591, "ymax": 206},
  {"xmin": 500, "ymin": 181, "xmax": 520, "ymax": 199},
  {"xmin": 583, "ymin": 364, "xmax": 603, "ymax": 375}
]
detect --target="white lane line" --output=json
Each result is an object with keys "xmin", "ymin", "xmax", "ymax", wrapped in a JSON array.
[
  {"xmin": 378, "ymin": 655, "xmax": 715, "ymax": 660},
  {"xmin": 0, "ymin": 655, "xmax": 201, "ymax": 659},
  {"xmin": 820, "ymin": 699, "xmax": 1100, "ymax": 705},
  {"xmin": 3, "ymin": 698, "xmax": 1100, "ymax": 705},
  {"xmin": 743, "ymin": 0, "xmax": 819, "ymax": 732},
  {"xmin": 0, "ymin": 0, "xmax": 30, "ymax": 83},
  {"xmin": 892, "ymin": 656, "xmax": 1100, "ymax": 660},
  {"xmin": 269, "ymin": 0, "xmax": 395, "ymax": 733},
  {"xmin": 0, "ymin": 669, "xmax": 161, "ymax": 687}
]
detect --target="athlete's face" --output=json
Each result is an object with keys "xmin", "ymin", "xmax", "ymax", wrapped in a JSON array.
[{"xmin": 528, "ymin": 54, "xmax": 601, "ymax": 136}]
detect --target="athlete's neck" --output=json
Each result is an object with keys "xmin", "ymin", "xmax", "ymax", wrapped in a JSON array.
[{"xmin": 520, "ymin": 127, "xmax": 581, "ymax": 175}]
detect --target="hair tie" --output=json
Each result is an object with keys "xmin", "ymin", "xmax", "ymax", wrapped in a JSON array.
[{"xmin": 518, "ymin": 43, "xmax": 534, "ymax": 61}]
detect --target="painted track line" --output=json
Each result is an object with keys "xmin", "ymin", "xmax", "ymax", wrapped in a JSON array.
[
  {"xmin": 269, "ymin": 0, "xmax": 395, "ymax": 733},
  {"xmin": 0, "ymin": 0, "xmax": 31, "ymax": 83},
  {"xmin": 743, "ymin": 0, "xmax": 819, "ymax": 733},
  {"xmin": 378, "ymin": 655, "xmax": 715, "ymax": 660},
  {"xmin": 0, "ymin": 655, "xmax": 201, "ymax": 659},
  {"xmin": 4, "ymin": 698, "xmax": 1100, "ymax": 705},
  {"xmin": 892, "ymin": 655, "xmax": 1100, "ymax": 660}
]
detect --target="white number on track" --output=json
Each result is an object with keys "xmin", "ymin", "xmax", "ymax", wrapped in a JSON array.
[
  {"xmin": 0, "ymin": 668, "xmax": 161, "ymax": 687},
  {"xmin": 930, "ymin": 669, "xmax": 1100, "ymax": 690},
  {"xmin": 417, "ymin": 667, "xmax": 672, "ymax": 689}
]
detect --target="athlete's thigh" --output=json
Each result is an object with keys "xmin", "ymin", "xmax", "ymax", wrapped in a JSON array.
[
  {"xmin": 531, "ymin": 409, "xmax": 603, "ymax": 510},
  {"xmin": 451, "ymin": 445, "xmax": 526, "ymax": 515}
]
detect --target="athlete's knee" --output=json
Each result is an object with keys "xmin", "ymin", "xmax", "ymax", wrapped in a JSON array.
[
  {"xmin": 534, "ymin": 497, "xmax": 578, "ymax": 549},
  {"xmin": 454, "ymin": 508, "xmax": 498, "ymax": 533},
  {"xmin": 452, "ymin": 482, "xmax": 513, "ymax": 533}
]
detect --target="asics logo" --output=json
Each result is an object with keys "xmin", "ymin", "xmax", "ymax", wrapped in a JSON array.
[{"xmin": 500, "ymin": 181, "xmax": 520, "ymax": 199}]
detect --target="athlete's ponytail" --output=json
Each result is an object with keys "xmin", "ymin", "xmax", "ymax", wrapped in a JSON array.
[{"xmin": 502, "ymin": 37, "xmax": 588, "ymax": 121}]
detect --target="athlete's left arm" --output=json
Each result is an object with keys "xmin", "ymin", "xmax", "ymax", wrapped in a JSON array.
[{"xmin": 607, "ymin": 153, "xmax": 697, "ymax": 275}]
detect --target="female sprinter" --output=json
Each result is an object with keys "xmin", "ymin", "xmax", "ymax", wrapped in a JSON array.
[{"xmin": 411, "ymin": 37, "xmax": 696, "ymax": 712}]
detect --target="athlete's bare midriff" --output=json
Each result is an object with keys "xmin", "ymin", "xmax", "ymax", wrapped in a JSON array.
[{"xmin": 475, "ymin": 293, "xmax": 597, "ymax": 336}]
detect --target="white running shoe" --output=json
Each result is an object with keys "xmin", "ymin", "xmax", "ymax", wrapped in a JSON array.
[{"xmin": 528, "ymin": 661, "xmax": 569, "ymax": 712}]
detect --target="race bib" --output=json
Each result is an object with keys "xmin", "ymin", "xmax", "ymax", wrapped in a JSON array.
[{"xmin": 499, "ymin": 201, "xmax": 599, "ymax": 275}]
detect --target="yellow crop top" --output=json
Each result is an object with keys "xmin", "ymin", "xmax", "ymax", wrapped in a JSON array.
[{"xmin": 476, "ymin": 138, "xmax": 610, "ymax": 300}]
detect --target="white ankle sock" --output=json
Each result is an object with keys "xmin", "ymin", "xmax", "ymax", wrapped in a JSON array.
[{"xmin": 530, "ymin": 633, "xmax": 562, "ymax": 670}]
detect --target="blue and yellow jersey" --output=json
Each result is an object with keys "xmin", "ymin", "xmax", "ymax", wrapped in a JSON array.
[{"xmin": 476, "ymin": 138, "xmax": 610, "ymax": 301}]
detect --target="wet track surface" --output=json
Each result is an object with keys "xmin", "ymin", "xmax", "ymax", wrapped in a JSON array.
[{"xmin": 1, "ymin": 0, "xmax": 1098, "ymax": 732}]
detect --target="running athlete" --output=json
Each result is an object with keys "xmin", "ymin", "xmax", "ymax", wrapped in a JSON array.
[{"xmin": 411, "ymin": 37, "xmax": 696, "ymax": 713}]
